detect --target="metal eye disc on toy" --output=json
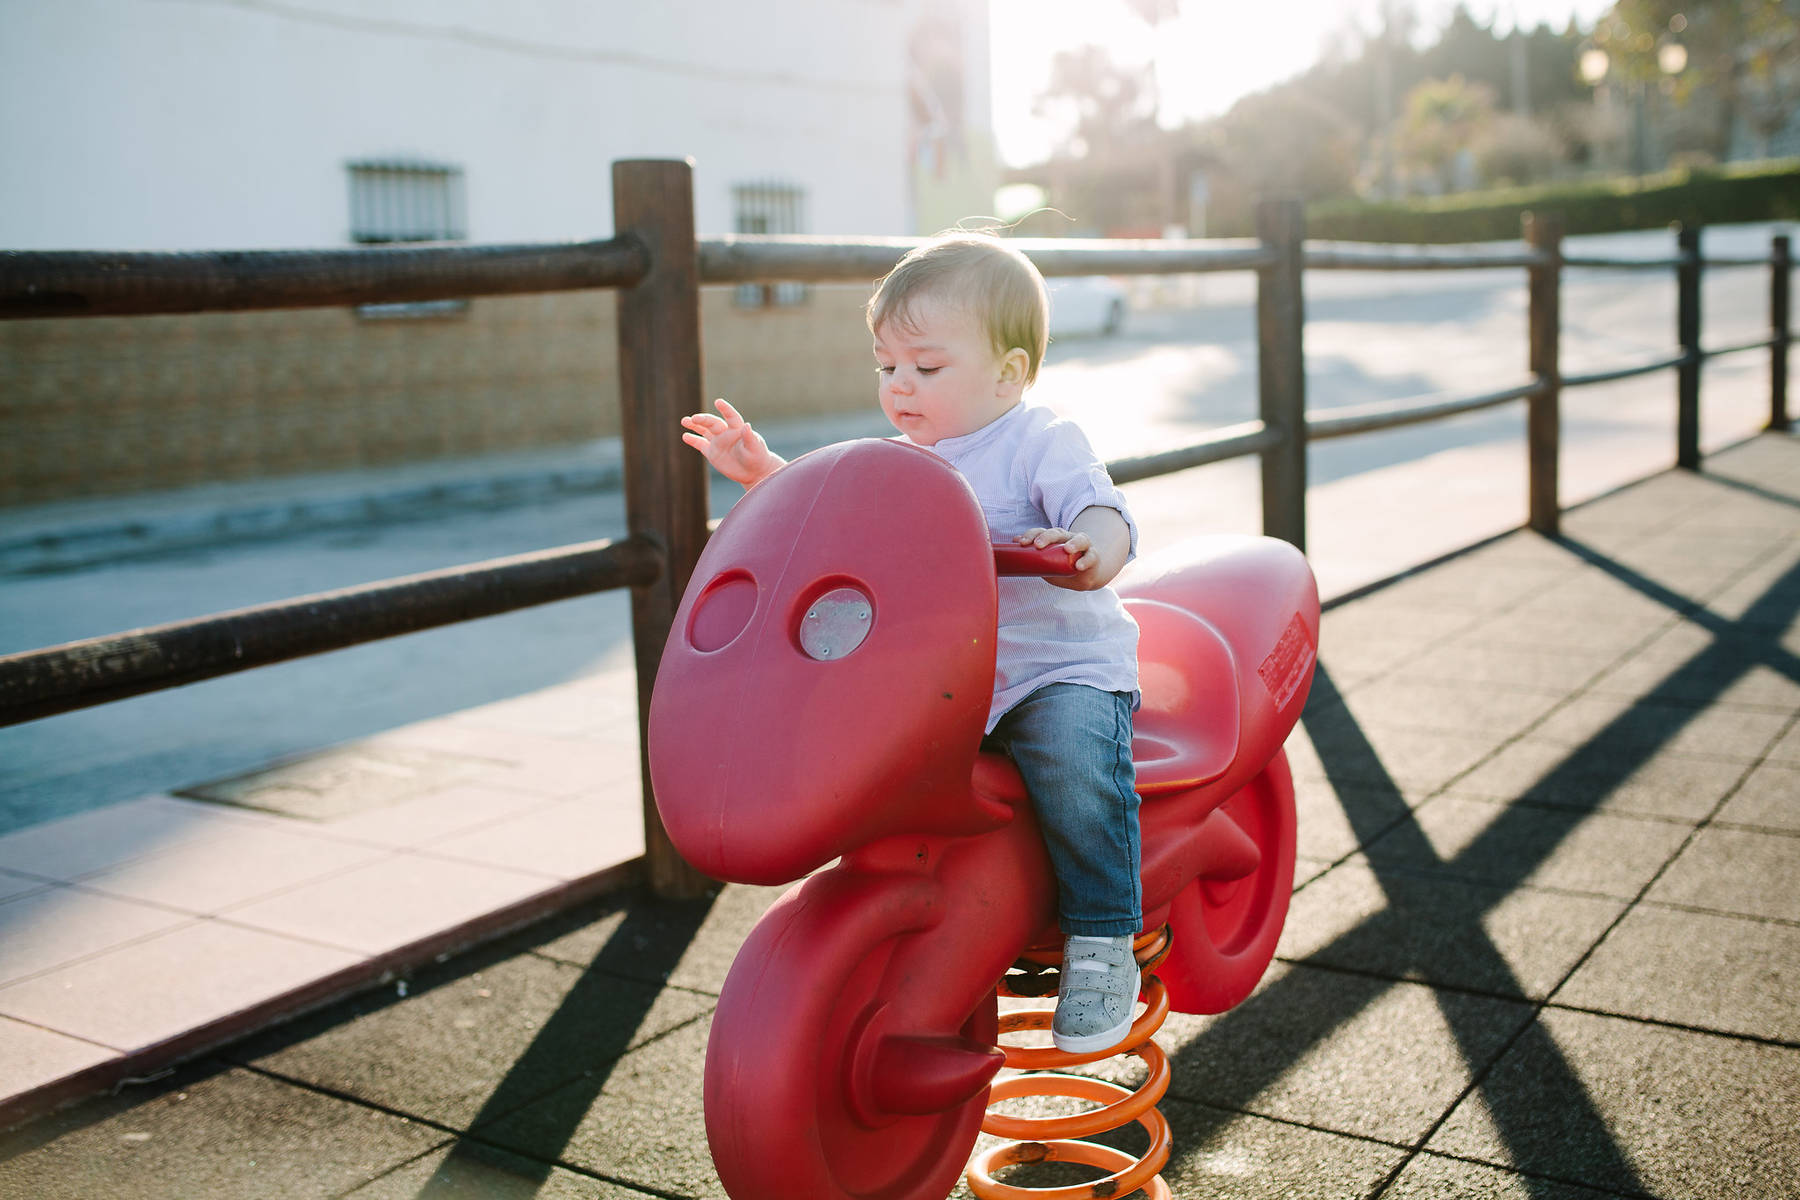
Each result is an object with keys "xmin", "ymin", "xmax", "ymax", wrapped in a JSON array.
[
  {"xmin": 965, "ymin": 1094, "xmax": 1174, "ymax": 1200},
  {"xmin": 799, "ymin": 585, "xmax": 874, "ymax": 660}
]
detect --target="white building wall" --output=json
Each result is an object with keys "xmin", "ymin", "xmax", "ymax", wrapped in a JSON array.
[{"xmin": 0, "ymin": 0, "xmax": 922, "ymax": 249}]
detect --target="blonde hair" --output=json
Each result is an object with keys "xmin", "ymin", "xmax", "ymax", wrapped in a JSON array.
[{"xmin": 866, "ymin": 232, "xmax": 1049, "ymax": 385}]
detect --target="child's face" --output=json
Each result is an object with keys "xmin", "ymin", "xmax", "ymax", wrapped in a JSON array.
[{"xmin": 872, "ymin": 293, "xmax": 1024, "ymax": 446}]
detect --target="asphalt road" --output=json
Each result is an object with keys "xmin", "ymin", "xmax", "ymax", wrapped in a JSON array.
[{"xmin": 1, "ymin": 223, "xmax": 1787, "ymax": 833}]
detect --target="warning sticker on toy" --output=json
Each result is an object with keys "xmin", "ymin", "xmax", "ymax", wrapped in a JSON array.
[{"xmin": 1257, "ymin": 613, "xmax": 1316, "ymax": 711}]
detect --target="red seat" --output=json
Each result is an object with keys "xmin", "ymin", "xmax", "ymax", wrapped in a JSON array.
[{"xmin": 1125, "ymin": 598, "xmax": 1240, "ymax": 796}]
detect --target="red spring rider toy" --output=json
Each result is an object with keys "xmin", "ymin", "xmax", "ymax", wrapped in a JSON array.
[{"xmin": 649, "ymin": 437, "xmax": 1318, "ymax": 1199}]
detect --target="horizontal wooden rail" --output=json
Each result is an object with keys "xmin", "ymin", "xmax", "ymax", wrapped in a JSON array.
[
  {"xmin": 1103, "ymin": 420, "xmax": 1283, "ymax": 485},
  {"xmin": 1563, "ymin": 352, "xmax": 1690, "ymax": 389},
  {"xmin": 1704, "ymin": 335, "xmax": 1779, "ymax": 359},
  {"xmin": 0, "ymin": 535, "xmax": 663, "ymax": 727},
  {"xmin": 1304, "ymin": 247, "xmax": 1549, "ymax": 271},
  {"xmin": 1561, "ymin": 255, "xmax": 1684, "ymax": 270},
  {"xmin": 1306, "ymin": 378, "xmax": 1547, "ymax": 441},
  {"xmin": 1697, "ymin": 255, "xmax": 1780, "ymax": 269},
  {"xmin": 0, "ymin": 237, "xmax": 649, "ymax": 319},
  {"xmin": 695, "ymin": 235, "xmax": 1276, "ymax": 284}
]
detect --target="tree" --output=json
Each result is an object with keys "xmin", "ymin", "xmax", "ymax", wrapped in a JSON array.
[
  {"xmin": 1593, "ymin": 0, "xmax": 1800, "ymax": 158},
  {"xmin": 1032, "ymin": 44, "xmax": 1157, "ymax": 160},
  {"xmin": 1395, "ymin": 75, "xmax": 1498, "ymax": 191}
]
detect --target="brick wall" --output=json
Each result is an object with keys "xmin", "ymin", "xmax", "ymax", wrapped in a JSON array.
[{"xmin": 0, "ymin": 284, "xmax": 877, "ymax": 506}]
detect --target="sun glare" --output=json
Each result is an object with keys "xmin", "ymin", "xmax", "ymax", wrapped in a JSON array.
[{"xmin": 989, "ymin": 0, "xmax": 1616, "ymax": 166}]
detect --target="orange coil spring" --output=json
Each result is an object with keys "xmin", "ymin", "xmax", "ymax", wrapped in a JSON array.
[{"xmin": 966, "ymin": 928, "xmax": 1175, "ymax": 1200}]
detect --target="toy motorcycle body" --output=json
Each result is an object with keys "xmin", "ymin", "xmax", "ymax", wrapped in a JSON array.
[{"xmin": 649, "ymin": 437, "xmax": 1319, "ymax": 1200}]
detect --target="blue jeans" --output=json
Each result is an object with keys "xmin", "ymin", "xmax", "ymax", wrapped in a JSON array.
[{"xmin": 983, "ymin": 683, "xmax": 1141, "ymax": 937}]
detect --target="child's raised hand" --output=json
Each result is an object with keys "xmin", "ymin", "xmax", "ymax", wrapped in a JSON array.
[{"xmin": 680, "ymin": 398, "xmax": 785, "ymax": 487}]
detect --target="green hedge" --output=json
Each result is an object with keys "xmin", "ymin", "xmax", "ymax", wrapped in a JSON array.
[{"xmin": 1306, "ymin": 159, "xmax": 1800, "ymax": 243}]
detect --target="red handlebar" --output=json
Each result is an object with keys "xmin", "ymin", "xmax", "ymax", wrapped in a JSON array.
[{"xmin": 992, "ymin": 541, "xmax": 1080, "ymax": 577}]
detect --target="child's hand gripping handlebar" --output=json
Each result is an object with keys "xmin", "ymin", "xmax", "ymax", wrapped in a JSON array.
[{"xmin": 992, "ymin": 541, "xmax": 1082, "ymax": 577}]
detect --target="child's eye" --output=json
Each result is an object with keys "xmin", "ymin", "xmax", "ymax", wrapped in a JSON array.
[
  {"xmin": 917, "ymin": 366, "xmax": 941, "ymax": 376},
  {"xmin": 875, "ymin": 364, "xmax": 895, "ymax": 375}
]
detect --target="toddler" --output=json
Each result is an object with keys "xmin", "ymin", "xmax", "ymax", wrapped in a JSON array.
[{"xmin": 680, "ymin": 233, "xmax": 1143, "ymax": 1054}]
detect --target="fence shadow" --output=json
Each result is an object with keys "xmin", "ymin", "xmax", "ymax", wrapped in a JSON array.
[{"xmin": 1157, "ymin": 533, "xmax": 1800, "ymax": 1196}]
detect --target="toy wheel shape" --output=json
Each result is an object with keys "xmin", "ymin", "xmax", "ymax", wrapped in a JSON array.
[
  {"xmin": 1159, "ymin": 751, "xmax": 1298, "ymax": 1014},
  {"xmin": 706, "ymin": 877, "xmax": 999, "ymax": 1200}
]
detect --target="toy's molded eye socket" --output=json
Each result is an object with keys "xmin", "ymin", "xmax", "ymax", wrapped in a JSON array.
[
  {"xmin": 689, "ymin": 570, "xmax": 757, "ymax": 652},
  {"xmin": 798, "ymin": 586, "xmax": 874, "ymax": 661}
]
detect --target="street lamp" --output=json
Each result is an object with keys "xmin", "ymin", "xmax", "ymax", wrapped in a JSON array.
[{"xmin": 1578, "ymin": 34, "xmax": 1687, "ymax": 176}]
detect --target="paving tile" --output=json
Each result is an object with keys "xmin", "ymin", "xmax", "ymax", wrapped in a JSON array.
[
  {"xmin": 1388, "ymin": 641, "xmax": 1619, "ymax": 693},
  {"xmin": 947, "ymin": 1098, "xmax": 1403, "ymax": 1200},
  {"xmin": 1585, "ymin": 656, "xmax": 1800, "ymax": 712},
  {"xmin": 1706, "ymin": 554, "xmax": 1800, "ymax": 628},
  {"xmin": 464, "ymin": 735, "xmax": 643, "ymax": 798},
  {"xmin": 306, "ymin": 780, "xmax": 563, "ymax": 848},
  {"xmin": 0, "ymin": 887, "xmax": 192, "ymax": 986},
  {"xmin": 175, "ymin": 741, "xmax": 516, "ymax": 822},
  {"xmin": 0, "ymin": 1017, "xmax": 118, "ymax": 1101},
  {"xmin": 1643, "ymin": 826, "xmax": 1800, "ymax": 922},
  {"xmin": 1148, "ymin": 962, "xmax": 1534, "ymax": 1145},
  {"xmin": 1714, "ymin": 761, "xmax": 1800, "ymax": 832},
  {"xmin": 1427, "ymin": 1009, "xmax": 1800, "ymax": 1198},
  {"xmin": 1364, "ymin": 561, "xmax": 1566, "ymax": 613},
  {"xmin": 1631, "ymin": 619, "xmax": 1795, "ymax": 668},
  {"xmin": 1292, "ymin": 778, "xmax": 1413, "ymax": 861},
  {"xmin": 1459, "ymin": 607, "xmax": 1668, "ymax": 656},
  {"xmin": 0, "ymin": 920, "xmax": 360, "ymax": 1052},
  {"xmin": 1321, "ymin": 601, "xmax": 1483, "ymax": 651},
  {"xmin": 1525, "ymin": 693, "xmax": 1792, "ymax": 763},
  {"xmin": 242, "ymin": 950, "xmax": 713, "ymax": 1129},
  {"xmin": 0, "ymin": 870, "xmax": 46, "ymax": 903},
  {"xmin": 1382, "ymin": 1151, "xmax": 1630, "ymax": 1198},
  {"xmin": 0, "ymin": 794, "xmax": 266, "ymax": 882},
  {"xmin": 1294, "ymin": 721, "xmax": 1502, "ymax": 794},
  {"xmin": 1292, "ymin": 856, "xmax": 1335, "ymax": 888},
  {"xmin": 340, "ymin": 1140, "xmax": 650, "ymax": 1198},
  {"xmin": 73, "ymin": 821, "xmax": 387, "ymax": 914},
  {"xmin": 1278, "ymin": 861, "xmax": 1625, "ymax": 1000},
  {"xmin": 0, "ymin": 1067, "xmax": 447, "ymax": 1200},
  {"xmin": 477, "ymin": 1017, "xmax": 723, "ymax": 1200},
  {"xmin": 450, "ymin": 675, "xmax": 639, "ymax": 738},
  {"xmin": 1556, "ymin": 905, "xmax": 1800, "ymax": 1042},
  {"xmin": 531, "ymin": 883, "xmax": 787, "ymax": 997},
  {"xmin": 220, "ymin": 853, "xmax": 559, "ymax": 956},
  {"xmin": 1447, "ymin": 737, "xmax": 1747, "ymax": 821},
  {"xmin": 419, "ymin": 793, "xmax": 644, "ymax": 881},
  {"xmin": 1324, "ymin": 677, "xmax": 1566, "ymax": 737},
  {"xmin": 1310, "ymin": 635, "xmax": 1424, "ymax": 686},
  {"xmin": 1767, "ymin": 718, "xmax": 1800, "ymax": 766},
  {"xmin": 1362, "ymin": 796, "xmax": 1693, "ymax": 899}
]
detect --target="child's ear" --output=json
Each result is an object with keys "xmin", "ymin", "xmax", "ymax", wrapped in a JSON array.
[{"xmin": 997, "ymin": 347, "xmax": 1030, "ymax": 390}]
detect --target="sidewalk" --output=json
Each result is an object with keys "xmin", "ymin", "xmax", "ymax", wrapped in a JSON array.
[{"xmin": 0, "ymin": 432, "xmax": 1794, "ymax": 1197}]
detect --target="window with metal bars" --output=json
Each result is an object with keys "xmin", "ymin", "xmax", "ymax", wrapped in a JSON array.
[
  {"xmin": 733, "ymin": 181, "xmax": 809, "ymax": 309},
  {"xmin": 347, "ymin": 159, "xmax": 468, "ymax": 318}
]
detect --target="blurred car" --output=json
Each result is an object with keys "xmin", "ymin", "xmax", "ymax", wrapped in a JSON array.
[{"xmin": 1046, "ymin": 275, "xmax": 1128, "ymax": 338}]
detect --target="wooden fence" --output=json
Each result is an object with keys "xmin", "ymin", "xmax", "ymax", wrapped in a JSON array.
[{"xmin": 0, "ymin": 158, "xmax": 1791, "ymax": 897}]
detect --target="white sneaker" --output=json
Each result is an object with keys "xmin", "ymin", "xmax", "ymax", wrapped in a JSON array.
[{"xmin": 1052, "ymin": 934, "xmax": 1138, "ymax": 1054}]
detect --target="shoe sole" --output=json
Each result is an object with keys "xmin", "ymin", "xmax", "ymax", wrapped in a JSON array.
[{"xmin": 1050, "ymin": 1010, "xmax": 1135, "ymax": 1055}]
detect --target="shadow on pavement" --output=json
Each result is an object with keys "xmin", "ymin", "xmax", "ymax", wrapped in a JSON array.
[{"xmin": 1158, "ymin": 530, "xmax": 1798, "ymax": 1196}]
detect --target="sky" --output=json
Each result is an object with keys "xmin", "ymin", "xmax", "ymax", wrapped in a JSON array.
[{"xmin": 987, "ymin": 0, "xmax": 1618, "ymax": 165}]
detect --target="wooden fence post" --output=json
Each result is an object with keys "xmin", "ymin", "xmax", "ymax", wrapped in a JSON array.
[
  {"xmin": 613, "ymin": 159, "xmax": 715, "ymax": 899},
  {"xmin": 1676, "ymin": 224, "xmax": 1702, "ymax": 470},
  {"xmin": 1256, "ymin": 197, "xmax": 1307, "ymax": 551},
  {"xmin": 1772, "ymin": 234, "xmax": 1791, "ymax": 432},
  {"xmin": 1525, "ymin": 211, "xmax": 1562, "ymax": 536}
]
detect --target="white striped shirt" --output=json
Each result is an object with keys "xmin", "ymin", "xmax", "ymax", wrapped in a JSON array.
[{"xmin": 909, "ymin": 402, "xmax": 1141, "ymax": 732}]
